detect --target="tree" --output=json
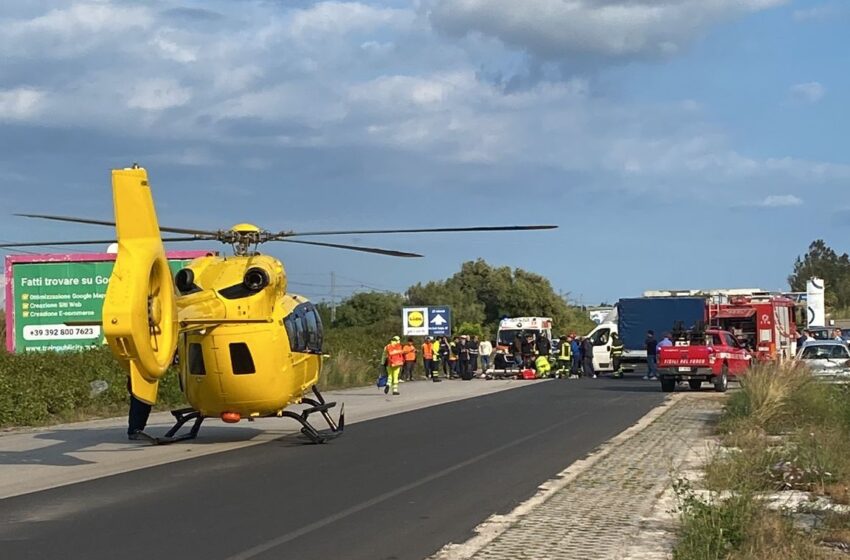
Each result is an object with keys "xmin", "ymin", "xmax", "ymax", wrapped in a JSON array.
[
  {"xmin": 407, "ymin": 259, "xmax": 594, "ymax": 335},
  {"xmin": 455, "ymin": 322, "xmax": 484, "ymax": 337},
  {"xmin": 789, "ymin": 240, "xmax": 850, "ymax": 311},
  {"xmin": 333, "ymin": 292, "xmax": 405, "ymax": 328}
]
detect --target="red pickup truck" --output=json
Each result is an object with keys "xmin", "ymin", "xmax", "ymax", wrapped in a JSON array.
[{"xmin": 657, "ymin": 328, "xmax": 752, "ymax": 393}]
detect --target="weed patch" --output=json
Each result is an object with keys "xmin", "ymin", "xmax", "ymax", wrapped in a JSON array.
[
  {"xmin": 676, "ymin": 362, "xmax": 850, "ymax": 559},
  {"xmin": 673, "ymin": 478, "xmax": 754, "ymax": 560}
]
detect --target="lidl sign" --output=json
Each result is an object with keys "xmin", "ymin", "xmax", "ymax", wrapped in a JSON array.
[
  {"xmin": 4, "ymin": 251, "xmax": 210, "ymax": 353},
  {"xmin": 403, "ymin": 306, "xmax": 452, "ymax": 337}
]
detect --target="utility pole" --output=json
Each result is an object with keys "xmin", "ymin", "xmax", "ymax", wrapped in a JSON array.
[{"xmin": 330, "ymin": 271, "xmax": 336, "ymax": 323}]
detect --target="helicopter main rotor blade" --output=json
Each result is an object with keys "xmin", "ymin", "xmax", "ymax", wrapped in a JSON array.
[
  {"xmin": 277, "ymin": 239, "xmax": 422, "ymax": 258},
  {"xmin": 275, "ymin": 225, "xmax": 558, "ymax": 238},
  {"xmin": 0, "ymin": 237, "xmax": 203, "ymax": 248},
  {"xmin": 14, "ymin": 213, "xmax": 220, "ymax": 237}
]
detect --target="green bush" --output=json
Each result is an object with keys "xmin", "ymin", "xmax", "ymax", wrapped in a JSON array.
[{"xmin": 0, "ymin": 347, "xmax": 184, "ymax": 428}]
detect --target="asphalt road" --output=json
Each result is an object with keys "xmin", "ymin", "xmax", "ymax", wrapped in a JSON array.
[{"xmin": 0, "ymin": 378, "xmax": 666, "ymax": 560}]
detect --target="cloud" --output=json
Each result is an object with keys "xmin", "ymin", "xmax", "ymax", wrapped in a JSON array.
[
  {"xmin": 427, "ymin": 0, "xmax": 787, "ymax": 61},
  {"xmin": 288, "ymin": 1, "xmax": 415, "ymax": 38},
  {"xmin": 790, "ymin": 82, "xmax": 825, "ymax": 103},
  {"xmin": 2, "ymin": 2, "xmax": 153, "ymax": 58},
  {"xmin": 793, "ymin": 4, "xmax": 846, "ymax": 22},
  {"xmin": 758, "ymin": 194, "xmax": 803, "ymax": 207},
  {"xmin": 150, "ymin": 33, "xmax": 198, "ymax": 63},
  {"xmin": 0, "ymin": 0, "xmax": 845, "ymax": 205},
  {"xmin": 0, "ymin": 88, "xmax": 45, "ymax": 120},
  {"xmin": 126, "ymin": 79, "xmax": 192, "ymax": 111}
]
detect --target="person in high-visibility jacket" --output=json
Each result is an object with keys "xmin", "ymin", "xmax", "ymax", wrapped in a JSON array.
[
  {"xmin": 610, "ymin": 332, "xmax": 625, "ymax": 378},
  {"xmin": 534, "ymin": 354, "xmax": 552, "ymax": 378},
  {"xmin": 422, "ymin": 336, "xmax": 435, "ymax": 380},
  {"xmin": 402, "ymin": 337, "xmax": 417, "ymax": 382},
  {"xmin": 556, "ymin": 335, "xmax": 572, "ymax": 378},
  {"xmin": 431, "ymin": 338, "xmax": 442, "ymax": 381},
  {"xmin": 448, "ymin": 337, "xmax": 460, "ymax": 378},
  {"xmin": 382, "ymin": 336, "xmax": 405, "ymax": 395}
]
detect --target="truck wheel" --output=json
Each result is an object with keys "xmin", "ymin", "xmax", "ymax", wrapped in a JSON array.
[
  {"xmin": 661, "ymin": 377, "xmax": 676, "ymax": 393},
  {"xmin": 688, "ymin": 380, "xmax": 701, "ymax": 391},
  {"xmin": 714, "ymin": 366, "xmax": 729, "ymax": 393}
]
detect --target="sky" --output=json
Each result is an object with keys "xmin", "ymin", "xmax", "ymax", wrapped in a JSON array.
[{"xmin": 0, "ymin": 0, "xmax": 848, "ymax": 306}]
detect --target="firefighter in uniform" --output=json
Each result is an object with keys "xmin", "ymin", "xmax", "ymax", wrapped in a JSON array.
[
  {"xmin": 556, "ymin": 335, "xmax": 572, "ymax": 378},
  {"xmin": 382, "ymin": 336, "xmax": 405, "ymax": 395},
  {"xmin": 610, "ymin": 332, "xmax": 625, "ymax": 378},
  {"xmin": 431, "ymin": 337, "xmax": 442, "ymax": 381}
]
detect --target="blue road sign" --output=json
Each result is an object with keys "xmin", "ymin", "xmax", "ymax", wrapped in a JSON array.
[{"xmin": 427, "ymin": 306, "xmax": 451, "ymax": 336}]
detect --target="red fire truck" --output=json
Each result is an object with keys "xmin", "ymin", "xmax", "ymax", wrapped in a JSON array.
[{"xmin": 707, "ymin": 295, "xmax": 799, "ymax": 363}]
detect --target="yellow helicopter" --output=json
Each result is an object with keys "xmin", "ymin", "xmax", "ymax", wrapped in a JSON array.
[{"xmin": 4, "ymin": 165, "xmax": 557, "ymax": 444}]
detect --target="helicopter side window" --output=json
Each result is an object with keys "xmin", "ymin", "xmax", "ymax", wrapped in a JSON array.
[
  {"xmin": 284, "ymin": 316, "xmax": 297, "ymax": 349},
  {"xmin": 229, "ymin": 343, "xmax": 256, "ymax": 374},
  {"xmin": 294, "ymin": 315, "xmax": 307, "ymax": 352},
  {"xmin": 284, "ymin": 311, "xmax": 307, "ymax": 353},
  {"xmin": 188, "ymin": 343, "xmax": 206, "ymax": 375},
  {"xmin": 303, "ymin": 305, "xmax": 323, "ymax": 353}
]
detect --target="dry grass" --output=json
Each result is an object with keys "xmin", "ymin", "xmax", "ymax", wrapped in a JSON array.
[
  {"xmin": 319, "ymin": 350, "xmax": 376, "ymax": 390},
  {"xmin": 823, "ymin": 484, "xmax": 850, "ymax": 506},
  {"xmin": 731, "ymin": 511, "xmax": 832, "ymax": 560},
  {"xmin": 677, "ymin": 362, "xmax": 850, "ymax": 559},
  {"xmin": 736, "ymin": 362, "xmax": 812, "ymax": 429}
]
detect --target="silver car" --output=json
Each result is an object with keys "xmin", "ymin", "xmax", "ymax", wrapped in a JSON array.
[{"xmin": 796, "ymin": 341, "xmax": 850, "ymax": 381}]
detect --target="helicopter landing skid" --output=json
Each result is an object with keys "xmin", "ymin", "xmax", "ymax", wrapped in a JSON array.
[
  {"xmin": 133, "ymin": 408, "xmax": 205, "ymax": 445},
  {"xmin": 279, "ymin": 386, "xmax": 345, "ymax": 444}
]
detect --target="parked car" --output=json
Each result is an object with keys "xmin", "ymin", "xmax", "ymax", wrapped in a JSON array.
[
  {"xmin": 796, "ymin": 341, "xmax": 850, "ymax": 381},
  {"xmin": 806, "ymin": 327, "xmax": 833, "ymax": 341}
]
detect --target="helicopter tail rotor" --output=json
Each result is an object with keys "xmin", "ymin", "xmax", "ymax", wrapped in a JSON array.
[{"xmin": 102, "ymin": 166, "xmax": 178, "ymax": 405}]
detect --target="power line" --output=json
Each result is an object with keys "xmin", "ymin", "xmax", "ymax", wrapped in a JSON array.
[{"xmin": 334, "ymin": 274, "xmax": 403, "ymax": 294}]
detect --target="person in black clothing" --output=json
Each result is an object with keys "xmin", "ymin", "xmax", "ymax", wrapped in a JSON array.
[
  {"xmin": 439, "ymin": 336, "xmax": 452, "ymax": 378},
  {"xmin": 458, "ymin": 335, "xmax": 472, "ymax": 379},
  {"xmin": 512, "ymin": 334, "xmax": 524, "ymax": 370},
  {"xmin": 536, "ymin": 334, "xmax": 551, "ymax": 358},
  {"xmin": 644, "ymin": 330, "xmax": 658, "ymax": 380},
  {"xmin": 469, "ymin": 335, "xmax": 480, "ymax": 373},
  {"xmin": 127, "ymin": 377, "xmax": 152, "ymax": 440},
  {"xmin": 581, "ymin": 336, "xmax": 596, "ymax": 378},
  {"xmin": 521, "ymin": 334, "xmax": 535, "ymax": 368}
]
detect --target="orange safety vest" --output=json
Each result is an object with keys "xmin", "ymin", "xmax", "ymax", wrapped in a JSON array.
[
  {"xmin": 403, "ymin": 343, "xmax": 417, "ymax": 362},
  {"xmin": 385, "ymin": 343, "xmax": 405, "ymax": 367},
  {"xmin": 422, "ymin": 342, "xmax": 433, "ymax": 360}
]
